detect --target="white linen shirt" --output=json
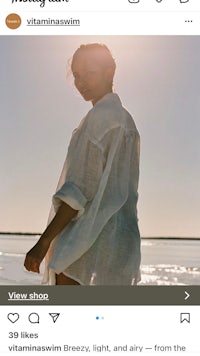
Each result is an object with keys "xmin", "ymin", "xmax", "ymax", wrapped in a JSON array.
[{"xmin": 42, "ymin": 93, "xmax": 141, "ymax": 285}]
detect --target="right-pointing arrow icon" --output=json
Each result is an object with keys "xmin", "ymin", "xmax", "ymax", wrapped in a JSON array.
[{"xmin": 184, "ymin": 291, "xmax": 190, "ymax": 300}]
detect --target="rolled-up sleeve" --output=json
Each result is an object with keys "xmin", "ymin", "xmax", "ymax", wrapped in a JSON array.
[
  {"xmin": 52, "ymin": 132, "xmax": 105, "ymax": 220},
  {"xmin": 52, "ymin": 182, "xmax": 87, "ymax": 219}
]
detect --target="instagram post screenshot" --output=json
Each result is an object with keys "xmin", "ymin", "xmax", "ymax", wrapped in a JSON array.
[{"xmin": 0, "ymin": 0, "xmax": 200, "ymax": 355}]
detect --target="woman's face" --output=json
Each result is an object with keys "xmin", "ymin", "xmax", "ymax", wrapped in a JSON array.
[{"xmin": 72, "ymin": 53, "xmax": 113, "ymax": 105}]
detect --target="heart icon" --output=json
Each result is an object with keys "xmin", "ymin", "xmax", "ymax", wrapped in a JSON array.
[{"xmin": 7, "ymin": 313, "xmax": 20, "ymax": 323}]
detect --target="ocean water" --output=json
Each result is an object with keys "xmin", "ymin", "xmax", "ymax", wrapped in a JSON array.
[{"xmin": 0, "ymin": 234, "xmax": 200, "ymax": 285}]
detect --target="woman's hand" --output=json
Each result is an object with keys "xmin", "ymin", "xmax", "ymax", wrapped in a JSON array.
[
  {"xmin": 24, "ymin": 237, "xmax": 51, "ymax": 273},
  {"xmin": 24, "ymin": 202, "xmax": 78, "ymax": 274}
]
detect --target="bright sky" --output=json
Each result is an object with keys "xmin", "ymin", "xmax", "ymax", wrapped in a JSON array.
[{"xmin": 0, "ymin": 36, "xmax": 200, "ymax": 237}]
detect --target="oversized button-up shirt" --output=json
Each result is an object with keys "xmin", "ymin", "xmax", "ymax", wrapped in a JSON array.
[{"xmin": 43, "ymin": 93, "xmax": 141, "ymax": 285}]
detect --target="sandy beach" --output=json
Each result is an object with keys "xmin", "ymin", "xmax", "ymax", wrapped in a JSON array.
[{"xmin": 0, "ymin": 234, "xmax": 200, "ymax": 285}]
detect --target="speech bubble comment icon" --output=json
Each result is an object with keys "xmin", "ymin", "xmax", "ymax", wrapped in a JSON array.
[
  {"xmin": 7, "ymin": 313, "xmax": 19, "ymax": 323},
  {"xmin": 28, "ymin": 313, "xmax": 40, "ymax": 324}
]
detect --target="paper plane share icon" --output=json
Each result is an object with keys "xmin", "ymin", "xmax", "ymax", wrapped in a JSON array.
[{"xmin": 49, "ymin": 313, "xmax": 60, "ymax": 323}]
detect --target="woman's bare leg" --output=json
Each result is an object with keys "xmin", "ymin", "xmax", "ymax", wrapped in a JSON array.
[{"xmin": 56, "ymin": 273, "xmax": 80, "ymax": 285}]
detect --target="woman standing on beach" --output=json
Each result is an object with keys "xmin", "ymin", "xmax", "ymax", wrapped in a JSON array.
[{"xmin": 24, "ymin": 43, "xmax": 141, "ymax": 285}]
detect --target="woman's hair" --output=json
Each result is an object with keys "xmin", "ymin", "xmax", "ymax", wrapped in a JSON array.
[{"xmin": 71, "ymin": 43, "xmax": 116, "ymax": 74}]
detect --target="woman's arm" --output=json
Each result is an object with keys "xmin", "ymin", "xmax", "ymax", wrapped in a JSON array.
[{"xmin": 24, "ymin": 202, "xmax": 77, "ymax": 273}]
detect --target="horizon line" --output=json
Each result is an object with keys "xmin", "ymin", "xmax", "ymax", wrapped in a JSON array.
[{"xmin": 0, "ymin": 232, "xmax": 200, "ymax": 240}]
